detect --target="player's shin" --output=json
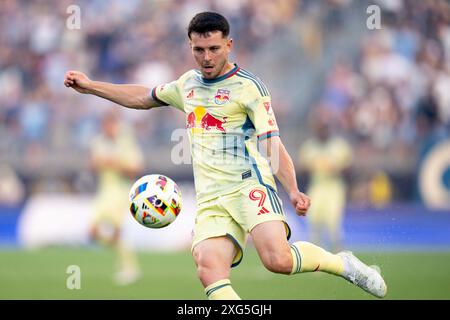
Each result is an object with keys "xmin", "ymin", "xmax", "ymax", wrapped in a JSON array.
[
  {"xmin": 204, "ymin": 279, "xmax": 241, "ymax": 300},
  {"xmin": 289, "ymin": 241, "xmax": 344, "ymax": 276}
]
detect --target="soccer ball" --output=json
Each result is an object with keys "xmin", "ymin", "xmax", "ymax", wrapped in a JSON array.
[{"xmin": 129, "ymin": 174, "xmax": 182, "ymax": 229}]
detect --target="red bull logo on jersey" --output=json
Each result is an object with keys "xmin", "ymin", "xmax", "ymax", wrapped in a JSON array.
[
  {"xmin": 186, "ymin": 106, "xmax": 227, "ymax": 133},
  {"xmin": 186, "ymin": 111, "xmax": 196, "ymax": 129},
  {"xmin": 201, "ymin": 113, "xmax": 227, "ymax": 132},
  {"xmin": 214, "ymin": 89, "xmax": 231, "ymax": 105}
]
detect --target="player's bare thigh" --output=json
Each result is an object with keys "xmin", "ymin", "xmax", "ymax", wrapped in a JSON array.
[
  {"xmin": 251, "ymin": 220, "xmax": 292, "ymax": 274},
  {"xmin": 192, "ymin": 236, "xmax": 237, "ymax": 287}
]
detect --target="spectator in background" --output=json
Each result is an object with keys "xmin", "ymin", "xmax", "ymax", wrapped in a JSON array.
[
  {"xmin": 414, "ymin": 91, "xmax": 450, "ymax": 203},
  {"xmin": 0, "ymin": 164, "xmax": 25, "ymax": 206},
  {"xmin": 368, "ymin": 170, "xmax": 393, "ymax": 208},
  {"xmin": 299, "ymin": 108, "xmax": 353, "ymax": 253},
  {"xmin": 89, "ymin": 110, "xmax": 144, "ymax": 285},
  {"xmin": 415, "ymin": 92, "xmax": 447, "ymax": 160}
]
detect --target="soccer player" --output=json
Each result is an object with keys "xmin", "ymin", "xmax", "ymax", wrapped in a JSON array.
[
  {"xmin": 89, "ymin": 110, "xmax": 144, "ymax": 285},
  {"xmin": 64, "ymin": 12, "xmax": 387, "ymax": 299},
  {"xmin": 299, "ymin": 110, "xmax": 353, "ymax": 253}
]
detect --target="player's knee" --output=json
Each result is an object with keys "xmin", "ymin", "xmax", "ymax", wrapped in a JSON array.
[
  {"xmin": 193, "ymin": 251, "xmax": 229, "ymax": 284},
  {"xmin": 261, "ymin": 251, "xmax": 292, "ymax": 274},
  {"xmin": 194, "ymin": 248, "xmax": 215, "ymax": 273},
  {"xmin": 197, "ymin": 264, "xmax": 213, "ymax": 283}
]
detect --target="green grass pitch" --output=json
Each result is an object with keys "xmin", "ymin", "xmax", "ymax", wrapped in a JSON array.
[{"xmin": 0, "ymin": 248, "xmax": 449, "ymax": 299}]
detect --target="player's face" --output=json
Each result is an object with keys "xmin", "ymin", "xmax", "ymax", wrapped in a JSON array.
[
  {"xmin": 314, "ymin": 121, "xmax": 330, "ymax": 141},
  {"xmin": 190, "ymin": 31, "xmax": 232, "ymax": 79},
  {"xmin": 102, "ymin": 118, "xmax": 119, "ymax": 139}
]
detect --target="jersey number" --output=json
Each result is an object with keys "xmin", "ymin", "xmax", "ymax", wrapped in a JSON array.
[{"xmin": 249, "ymin": 189, "xmax": 269, "ymax": 215}]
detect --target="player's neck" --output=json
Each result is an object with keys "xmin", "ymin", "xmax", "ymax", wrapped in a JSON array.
[{"xmin": 217, "ymin": 62, "xmax": 235, "ymax": 78}]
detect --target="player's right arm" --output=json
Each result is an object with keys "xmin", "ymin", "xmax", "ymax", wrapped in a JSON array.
[{"xmin": 64, "ymin": 70, "xmax": 161, "ymax": 109}]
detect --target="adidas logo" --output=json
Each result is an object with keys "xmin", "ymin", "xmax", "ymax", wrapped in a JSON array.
[{"xmin": 257, "ymin": 207, "xmax": 269, "ymax": 215}]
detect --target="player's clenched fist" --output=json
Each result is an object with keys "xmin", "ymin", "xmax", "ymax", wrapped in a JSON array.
[
  {"xmin": 289, "ymin": 190, "xmax": 311, "ymax": 216},
  {"xmin": 64, "ymin": 70, "xmax": 92, "ymax": 94}
]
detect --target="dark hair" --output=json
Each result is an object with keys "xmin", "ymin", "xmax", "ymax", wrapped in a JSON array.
[{"xmin": 188, "ymin": 12, "xmax": 230, "ymax": 39}]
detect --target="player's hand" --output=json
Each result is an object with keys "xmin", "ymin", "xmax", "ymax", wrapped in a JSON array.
[
  {"xmin": 289, "ymin": 190, "xmax": 311, "ymax": 216},
  {"xmin": 64, "ymin": 70, "xmax": 92, "ymax": 94}
]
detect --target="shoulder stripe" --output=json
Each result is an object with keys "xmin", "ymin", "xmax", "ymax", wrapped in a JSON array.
[
  {"xmin": 237, "ymin": 70, "xmax": 268, "ymax": 96},
  {"xmin": 239, "ymin": 69, "xmax": 269, "ymax": 96},
  {"xmin": 237, "ymin": 72, "xmax": 267, "ymax": 97},
  {"xmin": 239, "ymin": 69, "xmax": 269, "ymax": 95}
]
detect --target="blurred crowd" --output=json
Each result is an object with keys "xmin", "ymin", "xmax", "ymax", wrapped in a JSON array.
[
  {"xmin": 319, "ymin": 0, "xmax": 450, "ymax": 149},
  {"xmin": 311, "ymin": 0, "xmax": 450, "ymax": 203},
  {"xmin": 0, "ymin": 0, "xmax": 298, "ymax": 159},
  {"xmin": 0, "ymin": 0, "xmax": 449, "ymax": 205}
]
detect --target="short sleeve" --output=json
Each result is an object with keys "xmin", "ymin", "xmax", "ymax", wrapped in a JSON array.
[
  {"xmin": 244, "ymin": 85, "xmax": 279, "ymax": 141},
  {"xmin": 151, "ymin": 80, "xmax": 184, "ymax": 112}
]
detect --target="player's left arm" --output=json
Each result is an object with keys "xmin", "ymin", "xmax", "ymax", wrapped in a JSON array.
[{"xmin": 259, "ymin": 136, "xmax": 310, "ymax": 216}]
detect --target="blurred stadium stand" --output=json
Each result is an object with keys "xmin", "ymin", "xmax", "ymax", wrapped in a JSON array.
[{"xmin": 0, "ymin": 0, "xmax": 449, "ymax": 248}]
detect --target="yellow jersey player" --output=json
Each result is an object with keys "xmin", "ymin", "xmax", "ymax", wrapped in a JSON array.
[
  {"xmin": 90, "ymin": 111, "xmax": 144, "ymax": 285},
  {"xmin": 299, "ymin": 111, "xmax": 353, "ymax": 253},
  {"xmin": 64, "ymin": 12, "xmax": 387, "ymax": 299}
]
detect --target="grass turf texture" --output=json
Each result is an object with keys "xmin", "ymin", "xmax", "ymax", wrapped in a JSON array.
[{"xmin": 0, "ymin": 248, "xmax": 449, "ymax": 299}]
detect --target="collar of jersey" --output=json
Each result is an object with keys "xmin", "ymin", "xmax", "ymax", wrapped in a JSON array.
[{"xmin": 199, "ymin": 63, "xmax": 240, "ymax": 84}]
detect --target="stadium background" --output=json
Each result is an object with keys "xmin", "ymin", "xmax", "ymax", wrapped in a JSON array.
[{"xmin": 0, "ymin": 0, "xmax": 449, "ymax": 299}]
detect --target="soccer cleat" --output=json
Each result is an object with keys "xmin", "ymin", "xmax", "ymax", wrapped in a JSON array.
[{"xmin": 337, "ymin": 251, "xmax": 387, "ymax": 298}]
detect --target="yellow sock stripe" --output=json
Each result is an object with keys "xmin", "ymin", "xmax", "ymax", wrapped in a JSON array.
[
  {"xmin": 289, "ymin": 245, "xmax": 298, "ymax": 274},
  {"xmin": 205, "ymin": 279, "xmax": 232, "ymax": 297},
  {"xmin": 205, "ymin": 283, "xmax": 231, "ymax": 297},
  {"xmin": 290, "ymin": 244, "xmax": 302, "ymax": 274}
]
